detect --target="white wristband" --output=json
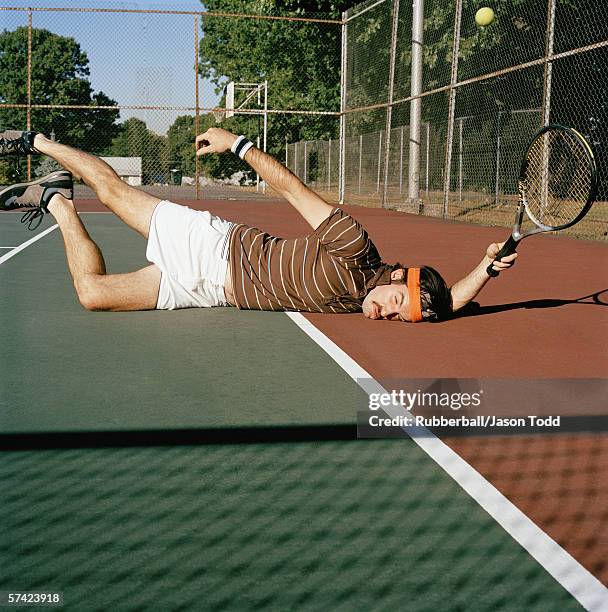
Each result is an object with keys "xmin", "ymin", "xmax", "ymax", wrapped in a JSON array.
[{"xmin": 231, "ymin": 135, "xmax": 254, "ymax": 159}]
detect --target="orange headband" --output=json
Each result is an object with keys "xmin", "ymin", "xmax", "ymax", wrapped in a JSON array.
[{"xmin": 407, "ymin": 267, "xmax": 423, "ymax": 323}]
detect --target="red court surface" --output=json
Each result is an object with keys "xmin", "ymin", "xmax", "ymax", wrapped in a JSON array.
[
  {"xmin": 78, "ymin": 196, "xmax": 608, "ymax": 379},
  {"xmin": 76, "ymin": 197, "xmax": 608, "ymax": 584}
]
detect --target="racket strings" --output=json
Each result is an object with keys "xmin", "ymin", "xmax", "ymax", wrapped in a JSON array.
[{"xmin": 524, "ymin": 130, "xmax": 592, "ymax": 229}]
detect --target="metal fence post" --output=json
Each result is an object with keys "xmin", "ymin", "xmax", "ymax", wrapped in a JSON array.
[
  {"xmin": 425, "ymin": 121, "xmax": 430, "ymax": 196},
  {"xmin": 494, "ymin": 111, "xmax": 502, "ymax": 206},
  {"xmin": 27, "ymin": 9, "xmax": 32, "ymax": 181},
  {"xmin": 408, "ymin": 0, "xmax": 424, "ymax": 210},
  {"xmin": 382, "ymin": 0, "xmax": 400, "ymax": 207},
  {"xmin": 442, "ymin": 0, "xmax": 463, "ymax": 218},
  {"xmin": 263, "ymin": 79, "xmax": 268, "ymax": 193},
  {"xmin": 263, "ymin": 81, "xmax": 268, "ymax": 153},
  {"xmin": 541, "ymin": 0, "xmax": 557, "ymax": 210},
  {"xmin": 458, "ymin": 116, "xmax": 463, "ymax": 203},
  {"xmin": 256, "ymin": 136, "xmax": 261, "ymax": 192},
  {"xmin": 399, "ymin": 126, "xmax": 404, "ymax": 194},
  {"xmin": 304, "ymin": 141, "xmax": 308, "ymax": 184},
  {"xmin": 358, "ymin": 134, "xmax": 363, "ymax": 194},
  {"xmin": 194, "ymin": 14, "xmax": 200, "ymax": 200},
  {"xmin": 376, "ymin": 131, "xmax": 383, "ymax": 193},
  {"xmin": 328, "ymin": 138, "xmax": 332, "ymax": 191},
  {"xmin": 542, "ymin": 0, "xmax": 557, "ymax": 126},
  {"xmin": 294, "ymin": 142, "xmax": 298, "ymax": 178},
  {"xmin": 339, "ymin": 10, "xmax": 347, "ymax": 204}
]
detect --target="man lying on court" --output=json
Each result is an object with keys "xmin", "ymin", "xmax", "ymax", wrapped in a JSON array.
[{"xmin": 0, "ymin": 128, "xmax": 516, "ymax": 321}]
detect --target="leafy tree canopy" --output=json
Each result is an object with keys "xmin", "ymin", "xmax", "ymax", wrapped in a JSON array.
[
  {"xmin": 199, "ymin": 1, "xmax": 361, "ymax": 178},
  {"xmin": 105, "ymin": 117, "xmax": 168, "ymax": 184},
  {"xmin": 167, "ymin": 115, "xmax": 197, "ymax": 177},
  {"xmin": 0, "ymin": 26, "xmax": 120, "ymax": 152}
]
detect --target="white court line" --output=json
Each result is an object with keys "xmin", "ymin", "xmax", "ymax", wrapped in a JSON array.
[
  {"xmin": 285, "ymin": 311, "xmax": 608, "ymax": 612},
  {"xmin": 0, "ymin": 212, "xmax": 113, "ymax": 266},
  {"xmin": 0, "ymin": 224, "xmax": 58, "ymax": 265},
  {"xmin": 1, "ymin": 212, "xmax": 605, "ymax": 608}
]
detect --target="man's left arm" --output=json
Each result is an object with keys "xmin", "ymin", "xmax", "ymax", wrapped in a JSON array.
[
  {"xmin": 450, "ymin": 242, "xmax": 517, "ymax": 312},
  {"xmin": 196, "ymin": 128, "xmax": 334, "ymax": 230}
]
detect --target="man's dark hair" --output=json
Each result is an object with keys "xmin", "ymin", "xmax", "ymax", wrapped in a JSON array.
[{"xmin": 418, "ymin": 266, "xmax": 453, "ymax": 322}]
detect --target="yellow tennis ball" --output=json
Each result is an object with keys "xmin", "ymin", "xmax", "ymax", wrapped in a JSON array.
[{"xmin": 475, "ymin": 7, "xmax": 495, "ymax": 26}]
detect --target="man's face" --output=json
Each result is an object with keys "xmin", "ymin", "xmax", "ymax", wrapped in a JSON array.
[{"xmin": 362, "ymin": 283, "xmax": 411, "ymax": 322}]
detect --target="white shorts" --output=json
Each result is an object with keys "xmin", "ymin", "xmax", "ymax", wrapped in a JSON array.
[{"xmin": 146, "ymin": 201, "xmax": 234, "ymax": 310}]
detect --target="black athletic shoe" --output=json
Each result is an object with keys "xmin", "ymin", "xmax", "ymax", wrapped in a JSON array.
[
  {"xmin": 0, "ymin": 130, "xmax": 38, "ymax": 155},
  {"xmin": 0, "ymin": 171, "xmax": 73, "ymax": 230}
]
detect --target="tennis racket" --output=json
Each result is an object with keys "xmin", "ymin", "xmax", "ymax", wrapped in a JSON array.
[{"xmin": 487, "ymin": 124, "xmax": 598, "ymax": 277}]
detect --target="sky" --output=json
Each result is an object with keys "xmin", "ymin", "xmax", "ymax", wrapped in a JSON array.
[{"xmin": 1, "ymin": 0, "xmax": 223, "ymax": 134}]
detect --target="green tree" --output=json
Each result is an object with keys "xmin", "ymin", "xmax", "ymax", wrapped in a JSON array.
[
  {"xmin": 338, "ymin": 0, "xmax": 606, "ymax": 194},
  {"xmin": 194, "ymin": 111, "xmax": 254, "ymax": 181},
  {"xmin": 0, "ymin": 27, "xmax": 120, "ymax": 153},
  {"xmin": 344, "ymin": 0, "xmax": 606, "ymax": 132},
  {"xmin": 200, "ymin": 0, "xmax": 605, "ymax": 193},
  {"xmin": 165, "ymin": 113, "xmax": 248, "ymax": 182},
  {"xmin": 106, "ymin": 118, "xmax": 168, "ymax": 184},
  {"xmin": 345, "ymin": 0, "xmax": 548, "ymax": 134},
  {"xmin": 167, "ymin": 115, "xmax": 196, "ymax": 177},
  {"xmin": 0, "ymin": 160, "xmax": 17, "ymax": 184},
  {"xmin": 200, "ymin": 1, "xmax": 359, "ymax": 178}
]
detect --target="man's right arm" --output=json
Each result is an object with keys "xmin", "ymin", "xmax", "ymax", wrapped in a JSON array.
[
  {"xmin": 450, "ymin": 242, "xmax": 518, "ymax": 311},
  {"xmin": 196, "ymin": 128, "xmax": 334, "ymax": 230}
]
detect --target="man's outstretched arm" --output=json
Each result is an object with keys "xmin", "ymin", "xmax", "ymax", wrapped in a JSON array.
[
  {"xmin": 450, "ymin": 242, "xmax": 518, "ymax": 312},
  {"xmin": 196, "ymin": 128, "xmax": 334, "ymax": 230}
]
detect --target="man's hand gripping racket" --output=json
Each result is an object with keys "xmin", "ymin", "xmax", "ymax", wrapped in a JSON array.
[{"xmin": 487, "ymin": 124, "xmax": 598, "ymax": 277}]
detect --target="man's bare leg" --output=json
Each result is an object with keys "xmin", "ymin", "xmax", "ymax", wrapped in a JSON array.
[
  {"xmin": 48, "ymin": 194, "xmax": 161, "ymax": 311},
  {"xmin": 33, "ymin": 133, "xmax": 159, "ymax": 239}
]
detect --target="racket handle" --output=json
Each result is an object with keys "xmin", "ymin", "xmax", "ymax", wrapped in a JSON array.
[{"xmin": 486, "ymin": 236, "xmax": 518, "ymax": 278}]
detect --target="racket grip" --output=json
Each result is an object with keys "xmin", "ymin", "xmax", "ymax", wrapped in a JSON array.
[{"xmin": 486, "ymin": 236, "xmax": 518, "ymax": 278}]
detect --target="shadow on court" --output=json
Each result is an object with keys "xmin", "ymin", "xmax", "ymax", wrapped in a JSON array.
[
  {"xmin": 454, "ymin": 288, "xmax": 608, "ymax": 318},
  {"xmin": 1, "ymin": 200, "xmax": 607, "ymax": 607},
  {"xmin": 0, "ymin": 441, "xmax": 582, "ymax": 611}
]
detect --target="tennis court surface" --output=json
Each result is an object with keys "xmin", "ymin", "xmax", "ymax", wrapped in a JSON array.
[{"xmin": 1, "ymin": 198, "xmax": 607, "ymax": 611}]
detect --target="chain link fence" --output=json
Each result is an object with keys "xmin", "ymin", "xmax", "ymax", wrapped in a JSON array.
[
  {"xmin": 0, "ymin": 5, "xmax": 342, "ymax": 203},
  {"xmin": 298, "ymin": 0, "xmax": 607, "ymax": 239},
  {"xmin": 0, "ymin": 2, "xmax": 605, "ymax": 239}
]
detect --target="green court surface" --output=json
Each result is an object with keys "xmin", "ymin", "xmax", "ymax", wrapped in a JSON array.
[
  {"xmin": 1, "ymin": 442, "xmax": 582, "ymax": 611},
  {"xmin": 1, "ymin": 214, "xmax": 366, "ymax": 434},
  {"xmin": 0, "ymin": 214, "xmax": 590, "ymax": 610}
]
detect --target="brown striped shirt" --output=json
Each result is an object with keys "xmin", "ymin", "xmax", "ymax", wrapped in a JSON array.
[{"xmin": 228, "ymin": 208, "xmax": 392, "ymax": 313}]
